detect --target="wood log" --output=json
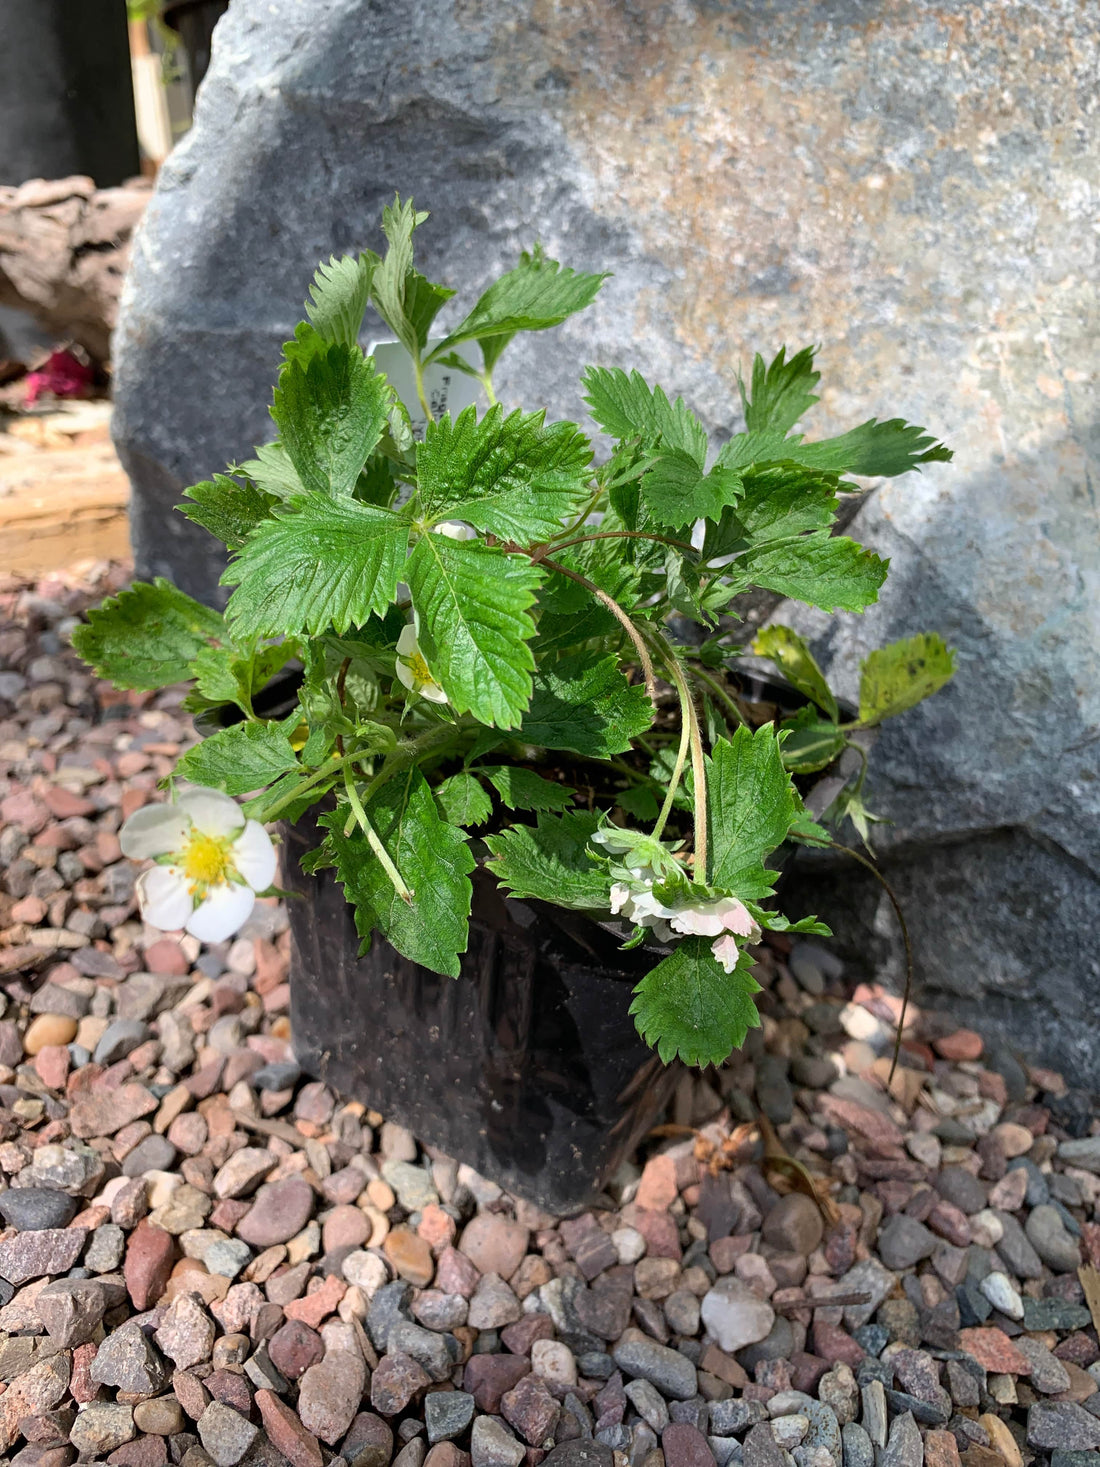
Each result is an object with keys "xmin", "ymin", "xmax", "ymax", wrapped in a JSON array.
[{"xmin": 0, "ymin": 174, "xmax": 150, "ymax": 364}]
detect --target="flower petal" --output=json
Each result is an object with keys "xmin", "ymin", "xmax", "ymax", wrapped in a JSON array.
[
  {"xmin": 395, "ymin": 660, "xmax": 417, "ymax": 693},
  {"xmin": 669, "ymin": 906, "xmax": 726, "ymax": 937},
  {"xmin": 136, "ymin": 865, "xmax": 194, "ymax": 932},
  {"xmin": 119, "ymin": 803, "xmax": 191, "ymax": 859},
  {"xmin": 712, "ymin": 932, "xmax": 741, "ymax": 973},
  {"xmin": 396, "ymin": 624, "xmax": 418, "ymax": 655},
  {"xmin": 232, "ymin": 820, "xmax": 277, "ymax": 892},
  {"xmin": 715, "ymin": 897, "xmax": 757, "ymax": 937},
  {"xmin": 421, "ymin": 681, "xmax": 449, "ymax": 704},
  {"xmin": 185, "ymin": 882, "xmax": 255, "ymax": 942},
  {"xmin": 178, "ymin": 787, "xmax": 245, "ymax": 837}
]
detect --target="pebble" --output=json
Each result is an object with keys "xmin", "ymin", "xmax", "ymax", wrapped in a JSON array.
[
  {"xmin": 426, "ymin": 1390, "xmax": 476, "ymax": 1444},
  {"xmin": 235, "ymin": 1175, "xmax": 314, "ymax": 1245},
  {"xmin": 23, "ymin": 1013, "xmax": 78, "ymax": 1055},
  {"xmin": 700, "ymin": 1276, "xmax": 775, "ymax": 1352},
  {"xmin": 198, "ymin": 1399, "xmax": 260, "ymax": 1467},
  {"xmin": 0, "ymin": 1226, "xmax": 86, "ymax": 1284},
  {"xmin": 69, "ymin": 1401, "xmax": 136, "ymax": 1455},
  {"xmin": 298, "ymin": 1353, "xmax": 368, "ymax": 1443},
  {"xmin": 154, "ymin": 1292, "xmax": 216, "ymax": 1370},
  {"xmin": 612, "ymin": 1335, "xmax": 698, "ymax": 1399},
  {"xmin": 470, "ymin": 1415, "xmax": 525, "ymax": 1467},
  {"xmin": 371, "ymin": 1350, "xmax": 431, "ymax": 1415},
  {"xmin": 460, "ymin": 1212, "xmax": 530, "ymax": 1279},
  {"xmin": 876, "ymin": 1214, "xmax": 936, "ymax": 1270},
  {"xmin": 979, "ymin": 1270, "xmax": 1024, "ymax": 1319},
  {"xmin": 761, "ymin": 1194, "xmax": 824, "ymax": 1256},
  {"xmin": 255, "ymin": 1388, "xmax": 324, "ymax": 1467},
  {"xmin": 1028, "ymin": 1403, "xmax": 1100, "ymax": 1451},
  {"xmin": 0, "ymin": 1187, "xmax": 78, "ymax": 1231},
  {"xmin": 1026, "ymin": 1203, "xmax": 1082, "ymax": 1271}
]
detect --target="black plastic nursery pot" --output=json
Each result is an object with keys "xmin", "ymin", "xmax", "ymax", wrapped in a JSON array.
[
  {"xmin": 256, "ymin": 662, "xmax": 848, "ymax": 1215},
  {"xmin": 281, "ymin": 813, "xmax": 681, "ymax": 1215}
]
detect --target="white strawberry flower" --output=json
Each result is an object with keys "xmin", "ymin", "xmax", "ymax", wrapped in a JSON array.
[
  {"xmin": 668, "ymin": 894, "xmax": 757, "ymax": 939},
  {"xmin": 395, "ymin": 617, "xmax": 448, "ymax": 705},
  {"xmin": 120, "ymin": 787, "xmax": 276, "ymax": 943},
  {"xmin": 610, "ymin": 878, "xmax": 760, "ymax": 965},
  {"xmin": 711, "ymin": 932, "xmax": 743, "ymax": 973}
]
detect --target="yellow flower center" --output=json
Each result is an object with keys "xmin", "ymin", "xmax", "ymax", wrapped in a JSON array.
[
  {"xmin": 180, "ymin": 830, "xmax": 236, "ymax": 894},
  {"xmin": 406, "ymin": 651, "xmax": 434, "ymax": 685}
]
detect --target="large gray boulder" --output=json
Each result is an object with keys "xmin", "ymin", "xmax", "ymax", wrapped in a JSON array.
[{"xmin": 114, "ymin": 0, "xmax": 1100, "ymax": 1080}]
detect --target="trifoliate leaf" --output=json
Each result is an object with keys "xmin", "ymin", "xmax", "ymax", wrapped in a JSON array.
[
  {"xmin": 434, "ymin": 771, "xmax": 493, "ymax": 827},
  {"xmin": 417, "ymin": 404, "xmax": 593, "ymax": 542},
  {"xmin": 640, "ymin": 449, "xmax": 743, "ymax": 528},
  {"xmin": 71, "ymin": 579, "xmax": 225, "ymax": 691},
  {"xmin": 752, "ymin": 625, "xmax": 837, "ymax": 720},
  {"xmin": 630, "ymin": 938, "xmax": 762, "ymax": 1067},
  {"xmin": 521, "ymin": 653, "xmax": 654, "ymax": 756},
  {"xmin": 235, "ymin": 442, "xmax": 306, "ymax": 499},
  {"xmin": 178, "ymin": 474, "xmax": 278, "ymax": 551},
  {"xmin": 481, "ymin": 766, "xmax": 574, "ymax": 812},
  {"xmin": 707, "ymin": 725, "xmax": 796, "ymax": 895},
  {"xmin": 271, "ymin": 342, "xmax": 392, "ymax": 498},
  {"xmin": 405, "ymin": 533, "xmax": 542, "ymax": 728},
  {"xmin": 778, "ymin": 707, "xmax": 848, "ymax": 773},
  {"xmin": 428, "ymin": 245, "xmax": 609, "ymax": 364},
  {"xmin": 740, "ymin": 345, "xmax": 821, "ymax": 435},
  {"xmin": 858, "ymin": 632, "xmax": 956, "ymax": 726},
  {"xmin": 581, "ymin": 366, "xmax": 707, "ymax": 464},
  {"xmin": 321, "ymin": 767, "xmax": 474, "ymax": 978},
  {"xmin": 485, "ymin": 809, "xmax": 609, "ymax": 910},
  {"xmin": 224, "ymin": 493, "xmax": 409, "ymax": 638},
  {"xmin": 305, "ymin": 253, "xmax": 376, "ymax": 348},
  {"xmin": 175, "ymin": 720, "xmax": 300, "ymax": 796},
  {"xmin": 738, "ymin": 531, "xmax": 888, "ymax": 613}
]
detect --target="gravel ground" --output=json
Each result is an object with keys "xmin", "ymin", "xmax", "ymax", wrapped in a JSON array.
[{"xmin": 1, "ymin": 564, "xmax": 1099, "ymax": 1467}]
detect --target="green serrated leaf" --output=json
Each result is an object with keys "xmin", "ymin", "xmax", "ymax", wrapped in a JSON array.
[
  {"xmin": 417, "ymin": 404, "xmax": 593, "ymax": 542},
  {"xmin": 428, "ymin": 245, "xmax": 608, "ymax": 365},
  {"xmin": 752, "ymin": 625, "xmax": 838, "ymax": 720},
  {"xmin": 707, "ymin": 724, "xmax": 796, "ymax": 896},
  {"xmin": 630, "ymin": 938, "xmax": 762, "ymax": 1067},
  {"xmin": 321, "ymin": 767, "xmax": 474, "ymax": 977},
  {"xmin": 179, "ymin": 474, "xmax": 277, "ymax": 552},
  {"xmin": 189, "ymin": 644, "xmax": 244, "ymax": 710},
  {"xmin": 481, "ymin": 766, "xmax": 574, "ymax": 811},
  {"xmin": 738, "ymin": 531, "xmax": 888, "ymax": 614},
  {"xmin": 640, "ymin": 449, "xmax": 743, "ymax": 528},
  {"xmin": 719, "ymin": 417, "xmax": 951, "ymax": 478},
  {"xmin": 368, "ymin": 197, "xmax": 455, "ymax": 357},
  {"xmin": 224, "ymin": 494, "xmax": 409, "ymax": 639},
  {"xmin": 175, "ymin": 720, "xmax": 300, "ymax": 796},
  {"xmin": 71, "ymin": 579, "xmax": 225, "ymax": 691},
  {"xmin": 581, "ymin": 366, "xmax": 707, "ymax": 464},
  {"xmin": 485, "ymin": 809, "xmax": 609, "ymax": 910},
  {"xmin": 778, "ymin": 707, "xmax": 849, "ymax": 773},
  {"xmin": 235, "ymin": 442, "xmax": 306, "ymax": 500},
  {"xmin": 404, "ymin": 533, "xmax": 542, "ymax": 727},
  {"xmin": 617, "ymin": 785, "xmax": 660, "ymax": 821},
  {"xmin": 305, "ymin": 253, "xmax": 376, "ymax": 348},
  {"xmin": 272, "ymin": 342, "xmax": 392, "ymax": 498},
  {"xmin": 740, "ymin": 345, "xmax": 821, "ymax": 435},
  {"xmin": 521, "ymin": 652, "xmax": 654, "ymax": 757},
  {"xmin": 434, "ymin": 771, "xmax": 493, "ymax": 826},
  {"xmin": 857, "ymin": 632, "xmax": 956, "ymax": 726}
]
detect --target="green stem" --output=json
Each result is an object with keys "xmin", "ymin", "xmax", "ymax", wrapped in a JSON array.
[
  {"xmin": 557, "ymin": 487, "xmax": 603, "ymax": 541},
  {"xmin": 543, "ymin": 529, "xmax": 697, "ymax": 558},
  {"xmin": 651, "ymin": 708, "xmax": 691, "ymax": 844},
  {"xmin": 413, "ymin": 356, "xmax": 434, "ymax": 424},
  {"xmin": 479, "ymin": 373, "xmax": 498, "ymax": 406},
  {"xmin": 662, "ymin": 644, "xmax": 709, "ymax": 878},
  {"xmin": 342, "ymin": 766, "xmax": 413, "ymax": 903},
  {"xmin": 536, "ymin": 556, "xmax": 658, "ymax": 706},
  {"xmin": 845, "ymin": 738, "xmax": 869, "ymax": 797},
  {"xmin": 691, "ymin": 665, "xmax": 749, "ymax": 730},
  {"xmin": 260, "ymin": 755, "xmax": 345, "ymax": 822}
]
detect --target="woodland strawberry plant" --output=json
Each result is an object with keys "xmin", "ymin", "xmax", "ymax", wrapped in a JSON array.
[{"xmin": 73, "ymin": 197, "xmax": 956, "ymax": 1068}]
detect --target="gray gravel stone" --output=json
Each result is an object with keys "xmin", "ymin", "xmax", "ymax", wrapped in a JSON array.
[
  {"xmin": 1026, "ymin": 1204, "xmax": 1082, "ymax": 1272},
  {"xmin": 876, "ymin": 1215, "xmax": 936, "ymax": 1271},
  {"xmin": 841, "ymin": 1422, "xmax": 874, "ymax": 1467},
  {"xmin": 93, "ymin": 1018, "xmax": 151, "ymax": 1065},
  {"xmin": 121, "ymin": 1133, "xmax": 178, "ymax": 1177},
  {"xmin": 470, "ymin": 1414, "xmax": 525, "ymax": 1467},
  {"xmin": 612, "ymin": 1336, "xmax": 698, "ymax": 1400},
  {"xmin": 879, "ymin": 1412, "xmax": 922, "ymax": 1467},
  {"xmin": 89, "ymin": 1322, "xmax": 169, "ymax": 1394},
  {"xmin": 198, "ymin": 1399, "xmax": 260, "ymax": 1466},
  {"xmin": 0, "ymin": 1187, "xmax": 77, "ymax": 1231},
  {"xmin": 1029, "ymin": 1403, "xmax": 1100, "ymax": 1452},
  {"xmin": 426, "ymin": 1390, "xmax": 476, "ymax": 1443},
  {"xmin": 994, "ymin": 1210, "xmax": 1044, "ymax": 1279}
]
